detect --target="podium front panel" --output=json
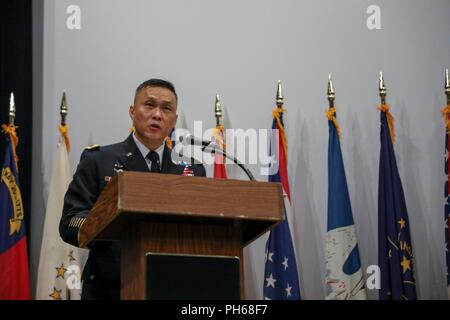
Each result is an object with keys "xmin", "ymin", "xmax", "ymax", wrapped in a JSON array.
[{"xmin": 146, "ymin": 253, "xmax": 240, "ymax": 300}]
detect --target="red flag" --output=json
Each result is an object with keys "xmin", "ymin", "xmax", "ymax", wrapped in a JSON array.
[{"xmin": 213, "ymin": 125, "xmax": 227, "ymax": 179}]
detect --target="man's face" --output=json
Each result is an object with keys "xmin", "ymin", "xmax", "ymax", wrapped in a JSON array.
[{"xmin": 129, "ymin": 86, "xmax": 178, "ymax": 149}]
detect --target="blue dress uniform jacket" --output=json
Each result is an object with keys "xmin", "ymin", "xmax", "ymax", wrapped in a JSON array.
[{"xmin": 59, "ymin": 134, "xmax": 206, "ymax": 299}]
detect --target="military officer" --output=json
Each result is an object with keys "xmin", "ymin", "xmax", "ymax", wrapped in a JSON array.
[{"xmin": 59, "ymin": 79, "xmax": 206, "ymax": 299}]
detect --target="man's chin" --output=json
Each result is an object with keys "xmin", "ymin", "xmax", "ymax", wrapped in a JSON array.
[{"xmin": 135, "ymin": 132, "xmax": 166, "ymax": 147}]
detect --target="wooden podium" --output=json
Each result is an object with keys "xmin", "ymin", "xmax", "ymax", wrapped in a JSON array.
[{"xmin": 78, "ymin": 171, "xmax": 284, "ymax": 300}]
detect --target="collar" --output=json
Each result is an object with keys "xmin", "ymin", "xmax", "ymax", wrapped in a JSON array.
[{"xmin": 132, "ymin": 133, "xmax": 165, "ymax": 162}]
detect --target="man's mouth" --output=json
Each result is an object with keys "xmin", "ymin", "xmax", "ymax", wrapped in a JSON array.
[{"xmin": 149, "ymin": 123, "xmax": 161, "ymax": 130}]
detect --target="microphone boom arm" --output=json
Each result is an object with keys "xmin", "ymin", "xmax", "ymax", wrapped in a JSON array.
[{"xmin": 203, "ymin": 145, "xmax": 256, "ymax": 181}]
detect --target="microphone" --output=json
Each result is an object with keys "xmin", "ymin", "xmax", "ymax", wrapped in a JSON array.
[
  {"xmin": 177, "ymin": 133, "xmax": 255, "ymax": 181},
  {"xmin": 178, "ymin": 134, "xmax": 218, "ymax": 148}
]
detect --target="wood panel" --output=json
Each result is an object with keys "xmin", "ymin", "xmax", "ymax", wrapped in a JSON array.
[{"xmin": 121, "ymin": 222, "xmax": 244, "ymax": 300}]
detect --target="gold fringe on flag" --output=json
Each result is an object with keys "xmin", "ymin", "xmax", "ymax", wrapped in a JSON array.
[
  {"xmin": 58, "ymin": 124, "xmax": 71, "ymax": 153},
  {"xmin": 326, "ymin": 107, "xmax": 341, "ymax": 141},
  {"xmin": 213, "ymin": 125, "xmax": 226, "ymax": 150},
  {"xmin": 378, "ymin": 104, "xmax": 395, "ymax": 144},
  {"xmin": 272, "ymin": 108, "xmax": 288, "ymax": 157},
  {"xmin": 1, "ymin": 124, "xmax": 19, "ymax": 170},
  {"xmin": 165, "ymin": 136, "xmax": 173, "ymax": 149},
  {"xmin": 442, "ymin": 104, "xmax": 450, "ymax": 134}
]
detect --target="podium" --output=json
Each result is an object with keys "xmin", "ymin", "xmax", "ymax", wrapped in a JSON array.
[{"xmin": 78, "ymin": 171, "xmax": 284, "ymax": 300}]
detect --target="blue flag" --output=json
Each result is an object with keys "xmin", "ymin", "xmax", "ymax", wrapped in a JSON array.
[
  {"xmin": 263, "ymin": 109, "xmax": 301, "ymax": 300},
  {"xmin": 378, "ymin": 108, "xmax": 416, "ymax": 300},
  {"xmin": 325, "ymin": 110, "xmax": 366, "ymax": 299}
]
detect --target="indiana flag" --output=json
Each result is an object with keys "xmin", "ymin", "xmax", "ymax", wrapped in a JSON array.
[
  {"xmin": 36, "ymin": 125, "xmax": 87, "ymax": 300},
  {"xmin": 0, "ymin": 124, "xmax": 30, "ymax": 300},
  {"xmin": 263, "ymin": 107, "xmax": 301, "ymax": 300},
  {"xmin": 213, "ymin": 124, "xmax": 227, "ymax": 179},
  {"xmin": 442, "ymin": 96, "xmax": 450, "ymax": 298},
  {"xmin": 325, "ymin": 107, "xmax": 366, "ymax": 300},
  {"xmin": 378, "ymin": 104, "xmax": 416, "ymax": 300}
]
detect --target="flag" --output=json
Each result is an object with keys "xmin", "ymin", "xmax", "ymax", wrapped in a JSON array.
[
  {"xmin": 378, "ymin": 104, "xmax": 416, "ymax": 300},
  {"xmin": 325, "ymin": 107, "xmax": 367, "ymax": 300},
  {"xmin": 213, "ymin": 124, "xmax": 227, "ymax": 179},
  {"xmin": 0, "ymin": 124, "xmax": 30, "ymax": 299},
  {"xmin": 263, "ymin": 108, "xmax": 301, "ymax": 300},
  {"xmin": 36, "ymin": 125, "xmax": 86, "ymax": 300},
  {"xmin": 442, "ymin": 101, "xmax": 450, "ymax": 298}
]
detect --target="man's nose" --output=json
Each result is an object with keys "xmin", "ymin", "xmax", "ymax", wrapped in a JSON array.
[{"xmin": 151, "ymin": 106, "xmax": 162, "ymax": 119}]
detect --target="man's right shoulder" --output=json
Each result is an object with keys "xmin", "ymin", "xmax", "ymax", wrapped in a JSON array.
[
  {"xmin": 84, "ymin": 144, "xmax": 101, "ymax": 152},
  {"xmin": 80, "ymin": 140, "xmax": 126, "ymax": 162}
]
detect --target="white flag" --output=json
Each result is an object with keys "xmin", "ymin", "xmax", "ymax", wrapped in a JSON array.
[{"xmin": 36, "ymin": 140, "xmax": 87, "ymax": 300}]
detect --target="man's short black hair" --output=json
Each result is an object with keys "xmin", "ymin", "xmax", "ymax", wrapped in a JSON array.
[{"xmin": 134, "ymin": 78, "xmax": 178, "ymax": 102}]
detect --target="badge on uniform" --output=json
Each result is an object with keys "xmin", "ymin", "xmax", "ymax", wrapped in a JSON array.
[
  {"xmin": 181, "ymin": 165, "xmax": 194, "ymax": 177},
  {"xmin": 114, "ymin": 161, "xmax": 124, "ymax": 173}
]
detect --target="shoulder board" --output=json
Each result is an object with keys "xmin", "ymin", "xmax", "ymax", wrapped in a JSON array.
[{"xmin": 85, "ymin": 144, "xmax": 100, "ymax": 151}]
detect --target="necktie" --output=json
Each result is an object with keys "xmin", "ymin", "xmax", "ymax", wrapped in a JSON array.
[{"xmin": 146, "ymin": 151, "xmax": 161, "ymax": 173}]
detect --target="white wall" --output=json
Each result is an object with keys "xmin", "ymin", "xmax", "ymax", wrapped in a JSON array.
[{"xmin": 31, "ymin": 0, "xmax": 450, "ymax": 299}]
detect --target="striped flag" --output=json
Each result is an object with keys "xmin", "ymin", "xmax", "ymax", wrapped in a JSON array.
[
  {"xmin": 263, "ymin": 107, "xmax": 301, "ymax": 300},
  {"xmin": 442, "ymin": 94, "xmax": 450, "ymax": 298}
]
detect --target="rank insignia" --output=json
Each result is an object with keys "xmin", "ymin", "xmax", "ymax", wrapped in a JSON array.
[
  {"xmin": 113, "ymin": 161, "xmax": 124, "ymax": 173},
  {"xmin": 181, "ymin": 165, "xmax": 194, "ymax": 177}
]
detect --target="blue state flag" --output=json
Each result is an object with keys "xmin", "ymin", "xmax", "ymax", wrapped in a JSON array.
[
  {"xmin": 325, "ymin": 109, "xmax": 366, "ymax": 299},
  {"xmin": 378, "ymin": 107, "xmax": 416, "ymax": 300},
  {"xmin": 263, "ymin": 109, "xmax": 301, "ymax": 300}
]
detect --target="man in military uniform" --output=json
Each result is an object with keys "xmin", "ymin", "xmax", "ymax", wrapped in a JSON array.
[{"xmin": 59, "ymin": 79, "xmax": 206, "ymax": 299}]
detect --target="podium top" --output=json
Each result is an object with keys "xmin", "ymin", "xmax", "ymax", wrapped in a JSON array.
[{"xmin": 79, "ymin": 171, "xmax": 285, "ymax": 247}]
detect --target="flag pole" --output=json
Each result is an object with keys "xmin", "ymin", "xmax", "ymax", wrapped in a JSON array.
[
  {"xmin": 60, "ymin": 91, "xmax": 68, "ymax": 126},
  {"xmin": 445, "ymin": 68, "xmax": 450, "ymax": 105},
  {"xmin": 276, "ymin": 80, "xmax": 283, "ymax": 109},
  {"xmin": 215, "ymin": 94, "xmax": 222, "ymax": 127},
  {"xmin": 9, "ymin": 93, "xmax": 15, "ymax": 126},
  {"xmin": 58, "ymin": 91, "xmax": 71, "ymax": 152},
  {"xmin": 327, "ymin": 74, "xmax": 335, "ymax": 108},
  {"xmin": 379, "ymin": 71, "xmax": 387, "ymax": 105}
]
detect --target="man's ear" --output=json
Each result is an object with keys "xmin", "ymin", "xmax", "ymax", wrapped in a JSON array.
[{"xmin": 129, "ymin": 105, "xmax": 134, "ymax": 120}]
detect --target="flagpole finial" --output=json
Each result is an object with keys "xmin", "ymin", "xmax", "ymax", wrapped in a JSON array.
[
  {"xmin": 379, "ymin": 71, "xmax": 387, "ymax": 104},
  {"xmin": 60, "ymin": 90, "xmax": 68, "ymax": 126},
  {"xmin": 215, "ymin": 94, "xmax": 222, "ymax": 127},
  {"xmin": 327, "ymin": 74, "xmax": 335, "ymax": 107},
  {"xmin": 445, "ymin": 68, "xmax": 450, "ymax": 105},
  {"xmin": 276, "ymin": 80, "xmax": 284, "ymax": 108},
  {"xmin": 9, "ymin": 92, "xmax": 16, "ymax": 126}
]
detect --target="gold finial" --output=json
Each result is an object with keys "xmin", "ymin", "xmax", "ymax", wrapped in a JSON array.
[
  {"xmin": 276, "ymin": 80, "xmax": 284, "ymax": 108},
  {"xmin": 215, "ymin": 94, "xmax": 222, "ymax": 126},
  {"xmin": 379, "ymin": 71, "xmax": 387, "ymax": 105},
  {"xmin": 327, "ymin": 74, "xmax": 335, "ymax": 107},
  {"xmin": 445, "ymin": 68, "xmax": 450, "ymax": 105},
  {"xmin": 60, "ymin": 91, "xmax": 68, "ymax": 126},
  {"xmin": 9, "ymin": 92, "xmax": 16, "ymax": 126}
]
